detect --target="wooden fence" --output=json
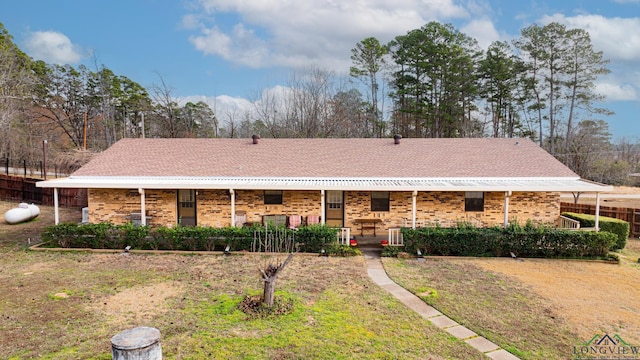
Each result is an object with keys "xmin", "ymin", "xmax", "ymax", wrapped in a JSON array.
[
  {"xmin": 560, "ymin": 202, "xmax": 640, "ymax": 238},
  {"xmin": 0, "ymin": 174, "xmax": 87, "ymax": 208}
]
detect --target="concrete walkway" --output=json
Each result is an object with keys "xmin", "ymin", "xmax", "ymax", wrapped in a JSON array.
[{"xmin": 363, "ymin": 249, "xmax": 520, "ymax": 360}]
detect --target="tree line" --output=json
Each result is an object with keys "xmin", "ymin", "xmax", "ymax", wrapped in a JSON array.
[{"xmin": 0, "ymin": 21, "xmax": 638, "ymax": 185}]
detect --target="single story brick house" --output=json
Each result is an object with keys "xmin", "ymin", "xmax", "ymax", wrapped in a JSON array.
[{"xmin": 37, "ymin": 136, "xmax": 611, "ymax": 236}]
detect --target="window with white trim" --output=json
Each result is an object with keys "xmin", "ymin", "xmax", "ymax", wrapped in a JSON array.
[{"xmin": 327, "ymin": 191, "xmax": 342, "ymax": 209}]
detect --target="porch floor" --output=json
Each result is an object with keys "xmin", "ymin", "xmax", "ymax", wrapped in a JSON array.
[{"xmin": 351, "ymin": 235, "xmax": 387, "ymax": 249}]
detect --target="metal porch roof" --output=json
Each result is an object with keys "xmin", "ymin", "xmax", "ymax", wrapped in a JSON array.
[{"xmin": 36, "ymin": 176, "xmax": 613, "ymax": 192}]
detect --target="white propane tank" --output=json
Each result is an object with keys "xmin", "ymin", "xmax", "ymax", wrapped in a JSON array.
[{"xmin": 4, "ymin": 203, "xmax": 40, "ymax": 224}]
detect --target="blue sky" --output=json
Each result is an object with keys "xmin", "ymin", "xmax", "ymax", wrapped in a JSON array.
[{"xmin": 2, "ymin": 0, "xmax": 640, "ymax": 140}]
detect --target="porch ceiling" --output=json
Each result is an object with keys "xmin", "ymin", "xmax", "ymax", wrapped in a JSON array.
[{"xmin": 36, "ymin": 176, "xmax": 613, "ymax": 193}]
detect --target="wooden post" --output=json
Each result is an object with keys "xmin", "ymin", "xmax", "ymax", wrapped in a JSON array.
[{"xmin": 111, "ymin": 326, "xmax": 161, "ymax": 360}]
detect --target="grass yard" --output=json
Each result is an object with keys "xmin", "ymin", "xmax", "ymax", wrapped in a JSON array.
[
  {"xmin": 1, "ymin": 200, "xmax": 639, "ymax": 359},
  {"xmin": 383, "ymin": 241, "xmax": 640, "ymax": 360},
  {"xmin": 0, "ymin": 251, "xmax": 489, "ymax": 359},
  {"xmin": 0, "ymin": 201, "xmax": 483, "ymax": 359}
]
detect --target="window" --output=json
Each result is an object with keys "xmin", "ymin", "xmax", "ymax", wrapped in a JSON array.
[
  {"xmin": 465, "ymin": 192, "xmax": 484, "ymax": 212},
  {"xmin": 178, "ymin": 189, "xmax": 195, "ymax": 208},
  {"xmin": 327, "ymin": 191, "xmax": 342, "ymax": 209},
  {"xmin": 371, "ymin": 191, "xmax": 390, "ymax": 211},
  {"xmin": 264, "ymin": 190, "xmax": 283, "ymax": 205}
]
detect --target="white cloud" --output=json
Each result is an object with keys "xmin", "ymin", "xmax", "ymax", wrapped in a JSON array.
[
  {"xmin": 179, "ymin": 94, "xmax": 253, "ymax": 119},
  {"xmin": 596, "ymin": 81, "xmax": 638, "ymax": 101},
  {"xmin": 180, "ymin": 14, "xmax": 202, "ymax": 30},
  {"xmin": 186, "ymin": 0, "xmax": 469, "ymax": 70},
  {"xmin": 460, "ymin": 18, "xmax": 501, "ymax": 49},
  {"xmin": 539, "ymin": 13, "xmax": 640, "ymax": 61},
  {"xmin": 24, "ymin": 31, "xmax": 83, "ymax": 64},
  {"xmin": 189, "ymin": 24, "xmax": 270, "ymax": 68}
]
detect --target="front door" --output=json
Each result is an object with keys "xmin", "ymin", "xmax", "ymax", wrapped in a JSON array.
[
  {"xmin": 177, "ymin": 189, "xmax": 196, "ymax": 226},
  {"xmin": 325, "ymin": 191, "xmax": 343, "ymax": 227}
]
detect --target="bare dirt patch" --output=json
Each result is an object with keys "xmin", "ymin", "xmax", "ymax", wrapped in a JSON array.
[
  {"xmin": 90, "ymin": 281, "xmax": 185, "ymax": 327},
  {"xmin": 453, "ymin": 254, "xmax": 640, "ymax": 345}
]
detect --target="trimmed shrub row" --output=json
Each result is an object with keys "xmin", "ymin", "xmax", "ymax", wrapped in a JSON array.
[
  {"xmin": 401, "ymin": 223, "xmax": 617, "ymax": 258},
  {"xmin": 40, "ymin": 223, "xmax": 343, "ymax": 253},
  {"xmin": 561, "ymin": 212, "xmax": 629, "ymax": 250}
]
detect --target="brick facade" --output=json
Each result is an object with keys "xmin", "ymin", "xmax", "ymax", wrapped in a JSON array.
[
  {"xmin": 88, "ymin": 189, "xmax": 176, "ymax": 226},
  {"xmin": 88, "ymin": 189, "xmax": 560, "ymax": 231}
]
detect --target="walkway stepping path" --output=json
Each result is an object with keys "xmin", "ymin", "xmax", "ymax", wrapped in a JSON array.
[{"xmin": 363, "ymin": 249, "xmax": 520, "ymax": 360}]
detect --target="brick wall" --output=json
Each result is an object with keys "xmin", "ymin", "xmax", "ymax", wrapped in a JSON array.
[
  {"xmin": 88, "ymin": 189, "xmax": 175, "ymax": 226},
  {"xmin": 344, "ymin": 191, "xmax": 561, "ymax": 235},
  {"xmin": 88, "ymin": 189, "xmax": 560, "ymax": 231},
  {"xmin": 233, "ymin": 190, "xmax": 322, "ymax": 225}
]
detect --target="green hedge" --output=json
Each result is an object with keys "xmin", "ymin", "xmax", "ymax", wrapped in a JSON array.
[
  {"xmin": 401, "ymin": 223, "xmax": 617, "ymax": 258},
  {"xmin": 40, "ymin": 222, "xmax": 342, "ymax": 253},
  {"xmin": 293, "ymin": 224, "xmax": 342, "ymax": 253},
  {"xmin": 561, "ymin": 212, "xmax": 629, "ymax": 250}
]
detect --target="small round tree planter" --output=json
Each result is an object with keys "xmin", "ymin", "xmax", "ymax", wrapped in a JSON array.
[{"xmin": 111, "ymin": 326, "xmax": 162, "ymax": 360}]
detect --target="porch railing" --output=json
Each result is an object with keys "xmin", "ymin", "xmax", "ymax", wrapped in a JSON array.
[
  {"xmin": 337, "ymin": 227, "xmax": 350, "ymax": 245},
  {"xmin": 388, "ymin": 228, "xmax": 403, "ymax": 246},
  {"xmin": 558, "ymin": 215, "xmax": 581, "ymax": 230}
]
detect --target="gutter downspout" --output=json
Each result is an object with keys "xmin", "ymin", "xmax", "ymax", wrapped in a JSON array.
[
  {"xmin": 412, "ymin": 191, "xmax": 417, "ymax": 229},
  {"xmin": 595, "ymin": 192, "xmax": 601, "ymax": 231},
  {"xmin": 504, "ymin": 191, "xmax": 512, "ymax": 228},
  {"xmin": 320, "ymin": 190, "xmax": 325, "ymax": 225},
  {"xmin": 230, "ymin": 189, "xmax": 236, "ymax": 227},
  {"xmin": 138, "ymin": 188, "xmax": 146, "ymax": 226},
  {"xmin": 54, "ymin": 187, "xmax": 59, "ymax": 225}
]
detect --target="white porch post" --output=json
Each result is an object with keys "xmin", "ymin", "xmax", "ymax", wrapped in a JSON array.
[
  {"xmin": 320, "ymin": 190, "xmax": 325, "ymax": 225},
  {"xmin": 595, "ymin": 192, "xmax": 601, "ymax": 231},
  {"xmin": 230, "ymin": 189, "xmax": 236, "ymax": 227},
  {"xmin": 411, "ymin": 191, "xmax": 417, "ymax": 229},
  {"xmin": 503, "ymin": 191, "xmax": 512, "ymax": 228},
  {"xmin": 138, "ymin": 188, "xmax": 146, "ymax": 226},
  {"xmin": 54, "ymin": 187, "xmax": 59, "ymax": 225}
]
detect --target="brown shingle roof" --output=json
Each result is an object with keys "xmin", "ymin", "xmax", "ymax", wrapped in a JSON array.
[{"xmin": 72, "ymin": 137, "xmax": 578, "ymax": 178}]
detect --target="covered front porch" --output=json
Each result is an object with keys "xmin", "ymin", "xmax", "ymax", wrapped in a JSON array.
[{"xmin": 37, "ymin": 176, "xmax": 612, "ymax": 236}]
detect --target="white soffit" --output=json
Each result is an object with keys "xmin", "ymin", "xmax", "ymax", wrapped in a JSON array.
[{"xmin": 36, "ymin": 176, "xmax": 613, "ymax": 192}]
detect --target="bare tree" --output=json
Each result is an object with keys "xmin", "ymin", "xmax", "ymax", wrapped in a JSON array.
[
  {"xmin": 287, "ymin": 66, "xmax": 336, "ymax": 137},
  {"xmin": 150, "ymin": 75, "xmax": 181, "ymax": 138},
  {"xmin": 252, "ymin": 86, "xmax": 289, "ymax": 138},
  {"xmin": 0, "ymin": 25, "xmax": 36, "ymax": 156},
  {"xmin": 259, "ymin": 253, "xmax": 294, "ymax": 307}
]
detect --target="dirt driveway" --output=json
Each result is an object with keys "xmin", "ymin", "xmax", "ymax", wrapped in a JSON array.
[{"xmin": 449, "ymin": 241, "xmax": 640, "ymax": 345}]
